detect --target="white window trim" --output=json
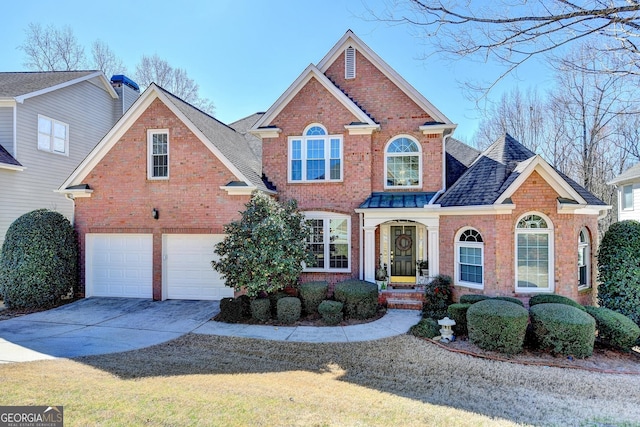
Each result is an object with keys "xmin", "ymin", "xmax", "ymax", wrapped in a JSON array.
[
  {"xmin": 622, "ymin": 184, "xmax": 634, "ymax": 211},
  {"xmin": 515, "ymin": 212, "xmax": 555, "ymax": 293},
  {"xmin": 147, "ymin": 129, "xmax": 169, "ymax": 180},
  {"xmin": 578, "ymin": 228, "xmax": 591, "ymax": 290},
  {"xmin": 288, "ymin": 124, "xmax": 343, "ymax": 183},
  {"xmin": 37, "ymin": 114, "xmax": 69, "ymax": 156},
  {"xmin": 303, "ymin": 211, "xmax": 351, "ymax": 273},
  {"xmin": 384, "ymin": 135, "xmax": 422, "ymax": 189},
  {"xmin": 454, "ymin": 228, "xmax": 484, "ymax": 289}
]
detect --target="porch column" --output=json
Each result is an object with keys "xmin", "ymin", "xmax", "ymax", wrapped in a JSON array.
[
  {"xmin": 428, "ymin": 226, "xmax": 439, "ymax": 277},
  {"xmin": 363, "ymin": 225, "xmax": 377, "ymax": 282}
]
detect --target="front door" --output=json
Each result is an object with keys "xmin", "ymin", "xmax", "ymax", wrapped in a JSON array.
[{"xmin": 391, "ymin": 225, "xmax": 416, "ymax": 281}]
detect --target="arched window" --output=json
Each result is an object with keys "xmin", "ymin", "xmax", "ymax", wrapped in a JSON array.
[
  {"xmin": 578, "ymin": 228, "xmax": 590, "ymax": 289},
  {"xmin": 385, "ymin": 136, "xmax": 421, "ymax": 188},
  {"xmin": 515, "ymin": 213, "xmax": 554, "ymax": 292},
  {"xmin": 289, "ymin": 124, "xmax": 342, "ymax": 182},
  {"xmin": 455, "ymin": 228, "xmax": 484, "ymax": 288}
]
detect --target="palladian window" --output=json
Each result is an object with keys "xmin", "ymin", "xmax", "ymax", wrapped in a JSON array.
[
  {"xmin": 455, "ymin": 228, "xmax": 484, "ymax": 289},
  {"xmin": 515, "ymin": 214, "xmax": 554, "ymax": 292},
  {"xmin": 289, "ymin": 124, "xmax": 342, "ymax": 183}
]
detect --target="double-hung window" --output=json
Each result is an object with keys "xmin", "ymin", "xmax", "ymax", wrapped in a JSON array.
[
  {"xmin": 578, "ymin": 228, "xmax": 590, "ymax": 290},
  {"xmin": 455, "ymin": 228, "xmax": 484, "ymax": 289},
  {"xmin": 289, "ymin": 124, "xmax": 342, "ymax": 182},
  {"xmin": 304, "ymin": 212, "xmax": 350, "ymax": 272},
  {"xmin": 148, "ymin": 129, "xmax": 169, "ymax": 179},
  {"xmin": 37, "ymin": 115, "xmax": 69, "ymax": 155},
  {"xmin": 622, "ymin": 185, "xmax": 634, "ymax": 210},
  {"xmin": 515, "ymin": 213, "xmax": 554, "ymax": 292},
  {"xmin": 385, "ymin": 136, "xmax": 421, "ymax": 188}
]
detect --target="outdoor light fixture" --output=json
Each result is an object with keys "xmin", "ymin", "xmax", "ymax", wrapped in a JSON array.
[
  {"xmin": 152, "ymin": 208, "xmax": 159, "ymax": 220},
  {"xmin": 438, "ymin": 317, "xmax": 456, "ymax": 343}
]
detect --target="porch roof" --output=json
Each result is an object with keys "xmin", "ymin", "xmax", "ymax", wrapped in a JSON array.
[{"xmin": 359, "ymin": 192, "xmax": 437, "ymax": 209}]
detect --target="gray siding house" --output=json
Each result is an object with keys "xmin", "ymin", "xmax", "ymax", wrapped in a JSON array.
[{"xmin": 0, "ymin": 71, "xmax": 139, "ymax": 245}]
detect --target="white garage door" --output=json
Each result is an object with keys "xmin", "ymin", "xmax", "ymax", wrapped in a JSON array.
[
  {"xmin": 86, "ymin": 234, "xmax": 153, "ymax": 298},
  {"xmin": 164, "ymin": 234, "xmax": 233, "ymax": 300}
]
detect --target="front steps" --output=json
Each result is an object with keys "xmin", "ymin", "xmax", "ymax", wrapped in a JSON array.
[{"xmin": 382, "ymin": 287, "xmax": 424, "ymax": 310}]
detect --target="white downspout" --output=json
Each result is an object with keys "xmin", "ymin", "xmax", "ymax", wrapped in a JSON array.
[
  {"xmin": 429, "ymin": 131, "xmax": 451, "ymax": 204},
  {"xmin": 359, "ymin": 211, "xmax": 364, "ymax": 280}
]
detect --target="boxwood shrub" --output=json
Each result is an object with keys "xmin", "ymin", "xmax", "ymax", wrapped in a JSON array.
[
  {"xmin": 269, "ymin": 291, "xmax": 289, "ymax": 316},
  {"xmin": 250, "ymin": 298, "xmax": 271, "ymax": 322},
  {"xmin": 530, "ymin": 303, "xmax": 595, "ymax": 358},
  {"xmin": 459, "ymin": 294, "xmax": 491, "ymax": 305},
  {"xmin": 467, "ymin": 299, "xmax": 529, "ymax": 354},
  {"xmin": 0, "ymin": 209, "xmax": 78, "ymax": 309},
  {"xmin": 529, "ymin": 293, "xmax": 586, "ymax": 311},
  {"xmin": 584, "ymin": 306, "xmax": 640, "ymax": 351},
  {"xmin": 447, "ymin": 303, "xmax": 471, "ymax": 336},
  {"xmin": 299, "ymin": 281, "xmax": 328, "ymax": 315},
  {"xmin": 277, "ymin": 297, "xmax": 301, "ymax": 324},
  {"xmin": 218, "ymin": 297, "xmax": 243, "ymax": 323},
  {"xmin": 493, "ymin": 296, "xmax": 524, "ymax": 307},
  {"xmin": 334, "ymin": 280, "xmax": 378, "ymax": 320},
  {"xmin": 318, "ymin": 300, "xmax": 343, "ymax": 326},
  {"xmin": 410, "ymin": 318, "xmax": 440, "ymax": 339}
]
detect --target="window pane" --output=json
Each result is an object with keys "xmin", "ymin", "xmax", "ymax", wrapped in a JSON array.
[
  {"xmin": 623, "ymin": 185, "xmax": 633, "ymax": 209},
  {"xmin": 291, "ymin": 140, "xmax": 301, "ymax": 160},
  {"xmin": 308, "ymin": 219, "xmax": 324, "ymax": 268},
  {"xmin": 387, "ymin": 155, "xmax": 419, "ymax": 186},
  {"xmin": 307, "ymin": 160, "xmax": 325, "ymax": 180},
  {"xmin": 461, "ymin": 264, "xmax": 483, "ymax": 284},
  {"xmin": 387, "ymin": 138, "xmax": 418, "ymax": 153},
  {"xmin": 37, "ymin": 133, "xmax": 51, "ymax": 151},
  {"xmin": 291, "ymin": 160, "xmax": 302, "ymax": 181},
  {"xmin": 54, "ymin": 122, "xmax": 66, "ymax": 139},
  {"xmin": 330, "ymin": 159, "xmax": 341, "ymax": 180},
  {"xmin": 306, "ymin": 126, "xmax": 326, "ymax": 136},
  {"xmin": 53, "ymin": 137, "xmax": 66, "ymax": 153},
  {"xmin": 517, "ymin": 233, "xmax": 549, "ymax": 288},
  {"xmin": 329, "ymin": 219, "xmax": 348, "ymax": 269},
  {"xmin": 38, "ymin": 117, "xmax": 51, "ymax": 134}
]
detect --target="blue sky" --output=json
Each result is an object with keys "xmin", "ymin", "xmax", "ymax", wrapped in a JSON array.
[{"xmin": 1, "ymin": 0, "xmax": 553, "ymax": 142}]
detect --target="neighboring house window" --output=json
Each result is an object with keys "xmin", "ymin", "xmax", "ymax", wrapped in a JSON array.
[
  {"xmin": 345, "ymin": 46, "xmax": 356, "ymax": 79},
  {"xmin": 622, "ymin": 184, "xmax": 634, "ymax": 210},
  {"xmin": 578, "ymin": 228, "xmax": 590, "ymax": 290},
  {"xmin": 289, "ymin": 124, "xmax": 342, "ymax": 182},
  {"xmin": 455, "ymin": 228, "xmax": 484, "ymax": 289},
  {"xmin": 148, "ymin": 129, "xmax": 169, "ymax": 179},
  {"xmin": 304, "ymin": 212, "xmax": 350, "ymax": 272},
  {"xmin": 385, "ymin": 136, "xmax": 421, "ymax": 188},
  {"xmin": 515, "ymin": 213, "xmax": 554, "ymax": 292},
  {"xmin": 37, "ymin": 115, "xmax": 69, "ymax": 155}
]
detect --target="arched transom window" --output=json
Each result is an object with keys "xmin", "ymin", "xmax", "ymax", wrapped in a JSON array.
[
  {"xmin": 455, "ymin": 228, "xmax": 484, "ymax": 288},
  {"xmin": 516, "ymin": 214, "xmax": 554, "ymax": 292},
  {"xmin": 289, "ymin": 124, "xmax": 343, "ymax": 182},
  {"xmin": 385, "ymin": 137, "xmax": 421, "ymax": 188}
]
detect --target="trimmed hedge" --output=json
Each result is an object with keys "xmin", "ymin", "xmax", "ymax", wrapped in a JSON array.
[
  {"xmin": 250, "ymin": 298, "xmax": 271, "ymax": 322},
  {"xmin": 334, "ymin": 280, "xmax": 378, "ymax": 320},
  {"xmin": 422, "ymin": 275, "xmax": 453, "ymax": 319},
  {"xmin": 447, "ymin": 303, "xmax": 471, "ymax": 336},
  {"xmin": 584, "ymin": 306, "xmax": 640, "ymax": 352},
  {"xmin": 318, "ymin": 300, "xmax": 343, "ymax": 326},
  {"xmin": 277, "ymin": 297, "xmax": 301, "ymax": 324},
  {"xmin": 299, "ymin": 281, "xmax": 328, "ymax": 315},
  {"xmin": 493, "ymin": 296, "xmax": 524, "ymax": 307},
  {"xmin": 529, "ymin": 293, "xmax": 586, "ymax": 311},
  {"xmin": 410, "ymin": 318, "xmax": 440, "ymax": 339},
  {"xmin": 530, "ymin": 303, "xmax": 595, "ymax": 358},
  {"xmin": 269, "ymin": 291, "xmax": 289, "ymax": 316},
  {"xmin": 218, "ymin": 297, "xmax": 243, "ymax": 323},
  {"xmin": 459, "ymin": 294, "xmax": 491, "ymax": 305},
  {"xmin": 467, "ymin": 299, "xmax": 529, "ymax": 354},
  {"xmin": 0, "ymin": 209, "xmax": 78, "ymax": 309}
]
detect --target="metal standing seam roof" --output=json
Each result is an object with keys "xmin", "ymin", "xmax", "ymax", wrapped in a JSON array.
[{"xmin": 359, "ymin": 192, "xmax": 437, "ymax": 209}]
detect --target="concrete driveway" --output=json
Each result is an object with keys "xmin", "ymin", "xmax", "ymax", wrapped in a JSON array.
[{"xmin": 0, "ymin": 298, "xmax": 220, "ymax": 363}]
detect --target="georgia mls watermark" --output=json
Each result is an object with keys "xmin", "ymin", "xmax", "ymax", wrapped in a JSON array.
[{"xmin": 0, "ymin": 406, "xmax": 63, "ymax": 427}]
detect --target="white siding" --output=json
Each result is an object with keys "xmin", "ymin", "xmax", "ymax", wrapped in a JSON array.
[
  {"xmin": 0, "ymin": 107, "xmax": 14, "ymax": 156},
  {"xmin": 619, "ymin": 183, "xmax": 640, "ymax": 222}
]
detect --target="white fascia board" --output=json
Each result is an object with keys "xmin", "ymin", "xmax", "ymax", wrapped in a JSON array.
[
  {"xmin": 0, "ymin": 163, "xmax": 25, "ymax": 171},
  {"xmin": 249, "ymin": 127, "xmax": 281, "ymax": 138},
  {"xmin": 344, "ymin": 123, "xmax": 380, "ymax": 135},
  {"xmin": 419, "ymin": 123, "xmax": 457, "ymax": 134},
  {"xmin": 55, "ymin": 188, "xmax": 93, "ymax": 198},
  {"xmin": 558, "ymin": 202, "xmax": 611, "ymax": 216},
  {"xmin": 317, "ymin": 31, "xmax": 453, "ymax": 125},
  {"xmin": 0, "ymin": 99, "xmax": 16, "ymax": 107},
  {"xmin": 15, "ymin": 71, "xmax": 117, "ymax": 103},
  {"xmin": 436, "ymin": 204, "xmax": 517, "ymax": 215},
  {"xmin": 219, "ymin": 185, "xmax": 257, "ymax": 195}
]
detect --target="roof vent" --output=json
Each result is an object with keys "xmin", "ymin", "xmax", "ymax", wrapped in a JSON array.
[{"xmin": 345, "ymin": 46, "xmax": 356, "ymax": 79}]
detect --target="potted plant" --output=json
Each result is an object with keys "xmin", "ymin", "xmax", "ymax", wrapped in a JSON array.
[
  {"xmin": 417, "ymin": 259, "xmax": 429, "ymax": 276},
  {"xmin": 375, "ymin": 254, "xmax": 388, "ymax": 290}
]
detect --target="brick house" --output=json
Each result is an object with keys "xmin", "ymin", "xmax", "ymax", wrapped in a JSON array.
[{"xmin": 60, "ymin": 31, "xmax": 608, "ymax": 305}]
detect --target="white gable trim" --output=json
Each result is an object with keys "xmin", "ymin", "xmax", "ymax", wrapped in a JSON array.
[
  {"xmin": 251, "ymin": 64, "xmax": 376, "ymax": 131},
  {"xmin": 59, "ymin": 84, "xmax": 253, "ymax": 191},
  {"xmin": 0, "ymin": 163, "xmax": 25, "ymax": 171},
  {"xmin": 15, "ymin": 71, "xmax": 118, "ymax": 103},
  {"xmin": 317, "ymin": 30, "xmax": 453, "ymax": 125}
]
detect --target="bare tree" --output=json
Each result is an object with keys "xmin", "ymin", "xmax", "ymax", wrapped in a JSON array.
[
  {"xmin": 19, "ymin": 23, "xmax": 86, "ymax": 71},
  {"xmin": 91, "ymin": 39, "xmax": 127, "ymax": 79}
]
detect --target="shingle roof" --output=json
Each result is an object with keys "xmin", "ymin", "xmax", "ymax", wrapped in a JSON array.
[
  {"xmin": 0, "ymin": 144, "xmax": 21, "ymax": 167},
  {"xmin": 156, "ymin": 87, "xmax": 270, "ymax": 192},
  {"xmin": 608, "ymin": 162, "xmax": 640, "ymax": 185},
  {"xmin": 229, "ymin": 112, "xmax": 264, "ymax": 159},
  {"xmin": 0, "ymin": 71, "xmax": 96, "ymax": 97},
  {"xmin": 445, "ymin": 137, "xmax": 480, "ymax": 189},
  {"xmin": 359, "ymin": 192, "xmax": 437, "ymax": 208}
]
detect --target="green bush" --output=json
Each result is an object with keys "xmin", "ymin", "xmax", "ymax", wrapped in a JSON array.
[
  {"xmin": 467, "ymin": 299, "xmax": 529, "ymax": 354},
  {"xmin": 318, "ymin": 300, "xmax": 343, "ymax": 326},
  {"xmin": 237, "ymin": 294, "xmax": 252, "ymax": 318},
  {"xmin": 0, "ymin": 209, "xmax": 78, "ymax": 309},
  {"xmin": 333, "ymin": 280, "xmax": 378, "ymax": 320},
  {"xmin": 459, "ymin": 294, "xmax": 491, "ymax": 305},
  {"xmin": 250, "ymin": 298, "xmax": 271, "ymax": 322},
  {"xmin": 597, "ymin": 220, "xmax": 640, "ymax": 328},
  {"xmin": 584, "ymin": 306, "xmax": 640, "ymax": 351},
  {"xmin": 530, "ymin": 303, "xmax": 595, "ymax": 358},
  {"xmin": 529, "ymin": 294, "xmax": 585, "ymax": 311},
  {"xmin": 410, "ymin": 318, "xmax": 440, "ymax": 339},
  {"xmin": 218, "ymin": 297, "xmax": 243, "ymax": 323},
  {"xmin": 269, "ymin": 291, "xmax": 289, "ymax": 316},
  {"xmin": 447, "ymin": 303, "xmax": 471, "ymax": 336},
  {"xmin": 299, "ymin": 281, "xmax": 328, "ymax": 315},
  {"xmin": 277, "ymin": 297, "xmax": 301, "ymax": 324},
  {"xmin": 422, "ymin": 275, "xmax": 453, "ymax": 319},
  {"xmin": 493, "ymin": 296, "xmax": 524, "ymax": 307}
]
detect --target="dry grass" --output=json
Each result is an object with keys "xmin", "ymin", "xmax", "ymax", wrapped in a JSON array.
[{"xmin": 2, "ymin": 334, "xmax": 639, "ymax": 426}]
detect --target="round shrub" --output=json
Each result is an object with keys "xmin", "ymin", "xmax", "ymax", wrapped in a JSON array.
[
  {"xmin": 250, "ymin": 298, "xmax": 271, "ymax": 322},
  {"xmin": 299, "ymin": 281, "xmax": 328, "ymax": 315},
  {"xmin": 530, "ymin": 303, "xmax": 595, "ymax": 358},
  {"xmin": 410, "ymin": 318, "xmax": 440, "ymax": 339},
  {"xmin": 584, "ymin": 306, "xmax": 640, "ymax": 351},
  {"xmin": 277, "ymin": 297, "xmax": 301, "ymax": 324},
  {"xmin": 218, "ymin": 297, "xmax": 243, "ymax": 323},
  {"xmin": 0, "ymin": 209, "xmax": 78, "ymax": 309},
  {"xmin": 318, "ymin": 300, "xmax": 343, "ymax": 326},
  {"xmin": 447, "ymin": 303, "xmax": 471, "ymax": 336},
  {"xmin": 493, "ymin": 296, "xmax": 524, "ymax": 307},
  {"xmin": 269, "ymin": 291, "xmax": 289, "ymax": 316},
  {"xmin": 467, "ymin": 299, "xmax": 529, "ymax": 354},
  {"xmin": 422, "ymin": 275, "xmax": 453, "ymax": 319},
  {"xmin": 598, "ymin": 220, "xmax": 640, "ymax": 328},
  {"xmin": 529, "ymin": 294, "xmax": 585, "ymax": 311},
  {"xmin": 237, "ymin": 294, "xmax": 252, "ymax": 318},
  {"xmin": 333, "ymin": 280, "xmax": 378, "ymax": 320},
  {"xmin": 459, "ymin": 294, "xmax": 491, "ymax": 305}
]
